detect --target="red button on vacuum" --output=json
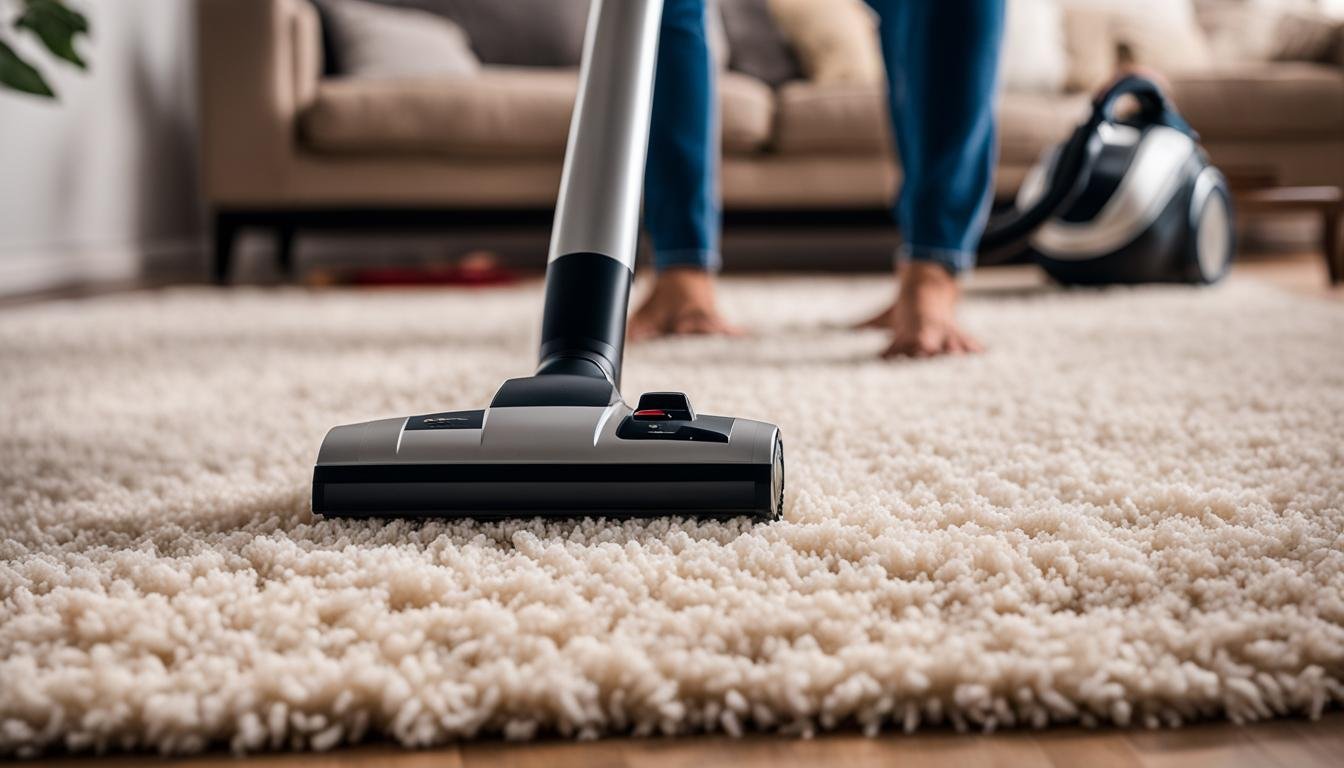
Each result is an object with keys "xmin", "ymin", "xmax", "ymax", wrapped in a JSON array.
[{"xmin": 633, "ymin": 409, "xmax": 671, "ymax": 420}]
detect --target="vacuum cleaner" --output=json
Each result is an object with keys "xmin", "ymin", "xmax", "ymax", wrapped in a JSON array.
[
  {"xmin": 980, "ymin": 74, "xmax": 1236, "ymax": 285},
  {"xmin": 311, "ymin": 0, "xmax": 785, "ymax": 521}
]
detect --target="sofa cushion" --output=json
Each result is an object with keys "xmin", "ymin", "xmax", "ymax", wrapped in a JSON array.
[
  {"xmin": 302, "ymin": 69, "xmax": 577, "ymax": 157},
  {"xmin": 720, "ymin": 71, "xmax": 777, "ymax": 154},
  {"xmin": 301, "ymin": 68, "xmax": 776, "ymax": 157},
  {"xmin": 1168, "ymin": 62, "xmax": 1344, "ymax": 141},
  {"xmin": 776, "ymin": 81, "xmax": 1089, "ymax": 165},
  {"xmin": 774, "ymin": 80, "xmax": 889, "ymax": 155}
]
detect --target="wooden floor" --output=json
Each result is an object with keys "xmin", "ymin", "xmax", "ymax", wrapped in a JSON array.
[
  {"xmin": 26, "ymin": 250, "xmax": 1344, "ymax": 767},
  {"xmin": 40, "ymin": 712, "xmax": 1344, "ymax": 767},
  {"xmin": 1234, "ymin": 250, "xmax": 1343, "ymax": 300}
]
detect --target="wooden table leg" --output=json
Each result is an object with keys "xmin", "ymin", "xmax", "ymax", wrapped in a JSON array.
[
  {"xmin": 1234, "ymin": 186, "xmax": 1343, "ymax": 287},
  {"xmin": 1326, "ymin": 203, "xmax": 1342, "ymax": 286}
]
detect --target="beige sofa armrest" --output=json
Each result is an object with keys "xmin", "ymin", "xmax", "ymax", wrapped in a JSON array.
[{"xmin": 198, "ymin": 0, "xmax": 322, "ymax": 205}]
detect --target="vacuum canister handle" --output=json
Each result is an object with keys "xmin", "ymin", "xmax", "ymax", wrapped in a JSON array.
[
  {"xmin": 1092, "ymin": 74, "xmax": 1195, "ymax": 138},
  {"xmin": 537, "ymin": 0, "xmax": 665, "ymax": 385}
]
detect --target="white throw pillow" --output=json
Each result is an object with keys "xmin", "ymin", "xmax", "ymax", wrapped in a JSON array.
[
  {"xmin": 1060, "ymin": 0, "xmax": 1214, "ymax": 91},
  {"xmin": 323, "ymin": 0, "xmax": 481, "ymax": 79},
  {"xmin": 1001, "ymin": 0, "xmax": 1070, "ymax": 93}
]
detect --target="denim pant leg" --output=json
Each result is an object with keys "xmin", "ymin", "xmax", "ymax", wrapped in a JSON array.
[
  {"xmin": 643, "ymin": 0, "xmax": 720, "ymax": 272},
  {"xmin": 868, "ymin": 0, "xmax": 1005, "ymax": 275}
]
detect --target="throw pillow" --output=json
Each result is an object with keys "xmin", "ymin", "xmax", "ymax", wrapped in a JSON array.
[
  {"xmin": 1110, "ymin": 3, "xmax": 1214, "ymax": 73},
  {"xmin": 359, "ymin": 0, "xmax": 591, "ymax": 68},
  {"xmin": 321, "ymin": 0, "xmax": 480, "ymax": 78},
  {"xmin": 708, "ymin": 0, "xmax": 731, "ymax": 71},
  {"xmin": 1060, "ymin": 0, "xmax": 1214, "ymax": 92},
  {"xmin": 1270, "ymin": 10, "xmax": 1344, "ymax": 63},
  {"xmin": 1001, "ymin": 0, "xmax": 1070, "ymax": 93},
  {"xmin": 1195, "ymin": 2, "xmax": 1279, "ymax": 63},
  {"xmin": 767, "ymin": 0, "xmax": 884, "ymax": 86},
  {"xmin": 312, "ymin": 0, "xmax": 345, "ymax": 76},
  {"xmin": 1062, "ymin": 5, "xmax": 1115, "ymax": 92},
  {"xmin": 719, "ymin": 0, "xmax": 803, "ymax": 86}
]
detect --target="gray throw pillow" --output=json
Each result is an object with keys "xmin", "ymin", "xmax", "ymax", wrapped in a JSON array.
[
  {"xmin": 720, "ymin": 0, "xmax": 801, "ymax": 87},
  {"xmin": 367, "ymin": 0, "xmax": 592, "ymax": 67},
  {"xmin": 322, "ymin": 0, "xmax": 480, "ymax": 78}
]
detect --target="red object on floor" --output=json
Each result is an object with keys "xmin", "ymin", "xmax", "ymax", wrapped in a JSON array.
[
  {"xmin": 347, "ymin": 252, "xmax": 520, "ymax": 287},
  {"xmin": 348, "ymin": 265, "xmax": 519, "ymax": 287}
]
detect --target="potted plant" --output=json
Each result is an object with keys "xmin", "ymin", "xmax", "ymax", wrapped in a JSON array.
[{"xmin": 0, "ymin": 0, "xmax": 89, "ymax": 97}]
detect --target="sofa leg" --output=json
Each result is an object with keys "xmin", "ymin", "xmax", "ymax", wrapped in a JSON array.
[
  {"xmin": 212, "ymin": 213, "xmax": 239, "ymax": 285},
  {"xmin": 276, "ymin": 224, "xmax": 297, "ymax": 280}
]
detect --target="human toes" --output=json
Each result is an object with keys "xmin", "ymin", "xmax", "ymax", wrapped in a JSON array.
[
  {"xmin": 959, "ymin": 331, "xmax": 985, "ymax": 354},
  {"xmin": 881, "ymin": 332, "xmax": 926, "ymax": 358}
]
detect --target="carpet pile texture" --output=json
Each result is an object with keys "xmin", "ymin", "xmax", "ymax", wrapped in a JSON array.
[{"xmin": 1, "ymin": 276, "xmax": 1341, "ymax": 757}]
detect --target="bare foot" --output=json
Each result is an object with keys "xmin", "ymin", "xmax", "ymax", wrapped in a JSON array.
[
  {"xmin": 860, "ymin": 262, "xmax": 984, "ymax": 358},
  {"xmin": 852, "ymin": 303, "xmax": 894, "ymax": 330},
  {"xmin": 628, "ymin": 268, "xmax": 744, "ymax": 341}
]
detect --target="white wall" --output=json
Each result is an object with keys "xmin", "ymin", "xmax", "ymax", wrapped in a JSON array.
[{"xmin": 0, "ymin": 1, "xmax": 201, "ymax": 295}]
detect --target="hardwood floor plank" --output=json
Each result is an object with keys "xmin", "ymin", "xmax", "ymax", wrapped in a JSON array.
[
  {"xmin": 1247, "ymin": 719, "xmax": 1344, "ymax": 767},
  {"xmin": 619, "ymin": 732, "xmax": 1055, "ymax": 768},
  {"xmin": 1125, "ymin": 721, "xmax": 1280, "ymax": 768},
  {"xmin": 461, "ymin": 739, "xmax": 628, "ymax": 768},
  {"xmin": 41, "ymin": 744, "xmax": 466, "ymax": 768},
  {"xmin": 1034, "ymin": 730, "xmax": 1142, "ymax": 768}
]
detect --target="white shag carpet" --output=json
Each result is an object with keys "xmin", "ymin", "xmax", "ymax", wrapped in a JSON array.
[{"xmin": 1, "ymin": 275, "xmax": 1342, "ymax": 757}]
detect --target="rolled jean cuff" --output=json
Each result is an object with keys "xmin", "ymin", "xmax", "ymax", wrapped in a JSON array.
[
  {"xmin": 899, "ymin": 243, "xmax": 975, "ymax": 276},
  {"xmin": 654, "ymin": 248, "xmax": 721, "ymax": 272}
]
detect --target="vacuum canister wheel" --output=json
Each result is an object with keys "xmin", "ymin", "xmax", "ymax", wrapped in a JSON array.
[{"xmin": 771, "ymin": 435, "xmax": 786, "ymax": 519}]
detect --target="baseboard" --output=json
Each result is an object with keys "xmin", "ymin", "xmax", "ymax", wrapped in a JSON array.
[{"xmin": 0, "ymin": 238, "xmax": 203, "ymax": 297}]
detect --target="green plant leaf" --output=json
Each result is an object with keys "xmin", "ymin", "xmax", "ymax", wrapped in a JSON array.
[
  {"xmin": 32, "ymin": 0, "xmax": 88, "ymax": 32},
  {"xmin": 16, "ymin": 0, "xmax": 90, "ymax": 69},
  {"xmin": 0, "ymin": 38, "xmax": 55, "ymax": 97}
]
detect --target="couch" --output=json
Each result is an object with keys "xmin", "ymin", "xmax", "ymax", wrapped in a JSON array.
[{"xmin": 197, "ymin": 0, "xmax": 1344, "ymax": 281}]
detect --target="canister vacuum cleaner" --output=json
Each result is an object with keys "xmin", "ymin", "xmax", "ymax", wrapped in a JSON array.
[
  {"xmin": 980, "ymin": 74, "xmax": 1236, "ymax": 285},
  {"xmin": 312, "ymin": 0, "xmax": 785, "ymax": 521}
]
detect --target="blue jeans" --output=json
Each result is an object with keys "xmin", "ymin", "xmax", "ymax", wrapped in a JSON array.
[
  {"xmin": 645, "ymin": 0, "xmax": 1005, "ymax": 275},
  {"xmin": 644, "ymin": 0, "xmax": 721, "ymax": 272}
]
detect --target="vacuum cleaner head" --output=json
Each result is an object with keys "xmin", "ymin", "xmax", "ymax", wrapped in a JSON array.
[{"xmin": 313, "ymin": 376, "xmax": 785, "ymax": 520}]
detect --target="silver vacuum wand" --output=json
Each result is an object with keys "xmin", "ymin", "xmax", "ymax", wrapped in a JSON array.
[{"xmin": 536, "ymin": 0, "xmax": 665, "ymax": 386}]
